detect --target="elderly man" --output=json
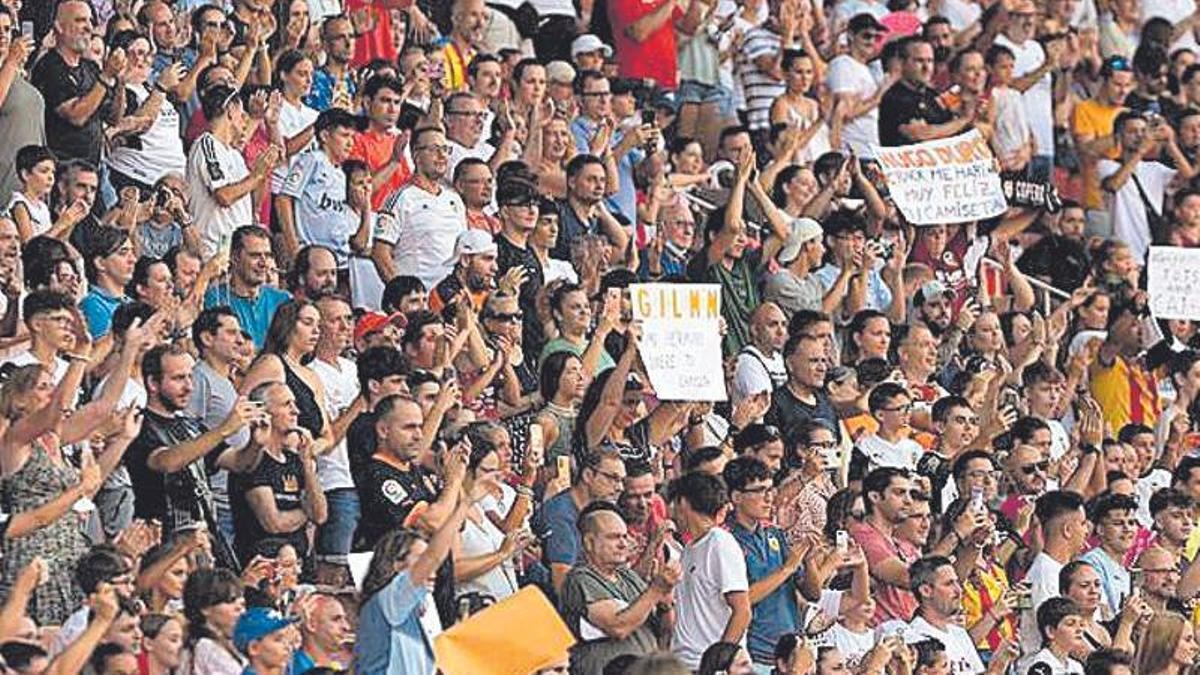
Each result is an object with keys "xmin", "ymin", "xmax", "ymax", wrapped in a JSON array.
[
  {"xmin": 540, "ymin": 448, "xmax": 628, "ymax": 595},
  {"xmin": 442, "ymin": 0, "xmax": 489, "ymax": 92},
  {"xmin": 559, "ymin": 503, "xmax": 679, "ymax": 674},
  {"xmin": 32, "ymin": 0, "xmax": 126, "ymax": 165},
  {"xmin": 293, "ymin": 593, "xmax": 353, "ymax": 671}
]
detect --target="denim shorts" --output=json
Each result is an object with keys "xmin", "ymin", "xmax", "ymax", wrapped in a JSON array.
[{"xmin": 678, "ymin": 79, "xmax": 734, "ymax": 118}]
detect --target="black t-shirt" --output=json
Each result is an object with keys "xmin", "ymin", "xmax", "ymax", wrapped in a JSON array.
[
  {"xmin": 764, "ymin": 385, "xmax": 841, "ymax": 443},
  {"xmin": 496, "ymin": 233, "xmax": 545, "ymax": 354},
  {"xmin": 230, "ymin": 450, "xmax": 311, "ymax": 561},
  {"xmin": 1016, "ymin": 233, "xmax": 1091, "ymax": 291},
  {"xmin": 878, "ymin": 80, "xmax": 954, "ymax": 147},
  {"xmin": 30, "ymin": 50, "xmax": 112, "ymax": 164},
  {"xmin": 552, "ymin": 200, "xmax": 597, "ymax": 261},
  {"xmin": 126, "ymin": 410, "xmax": 220, "ymax": 531},
  {"xmin": 355, "ymin": 456, "xmax": 441, "ymax": 551},
  {"xmin": 347, "ymin": 411, "xmax": 379, "ymax": 489}
]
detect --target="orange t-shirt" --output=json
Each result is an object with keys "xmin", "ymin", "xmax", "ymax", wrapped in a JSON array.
[{"xmin": 351, "ymin": 128, "xmax": 412, "ymax": 210}]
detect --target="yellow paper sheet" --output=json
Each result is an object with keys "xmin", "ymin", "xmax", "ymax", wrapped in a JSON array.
[{"xmin": 433, "ymin": 586, "xmax": 576, "ymax": 675}]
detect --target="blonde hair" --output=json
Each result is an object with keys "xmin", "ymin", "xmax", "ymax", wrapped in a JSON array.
[
  {"xmin": 0, "ymin": 364, "xmax": 48, "ymax": 421},
  {"xmin": 1138, "ymin": 612, "xmax": 1190, "ymax": 675}
]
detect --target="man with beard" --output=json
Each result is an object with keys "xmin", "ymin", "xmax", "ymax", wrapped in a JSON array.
[
  {"xmin": 906, "ymin": 556, "xmax": 985, "ymax": 675},
  {"xmin": 306, "ymin": 15, "xmax": 357, "ymax": 112},
  {"xmin": 850, "ymin": 467, "xmax": 918, "ymax": 623},
  {"xmin": 126, "ymin": 343, "xmax": 269, "ymax": 566},
  {"xmin": 350, "ymin": 75, "xmax": 410, "ymax": 210},
  {"xmin": 922, "ymin": 17, "xmax": 956, "ymax": 88},
  {"xmin": 430, "ymin": 229, "xmax": 498, "ymax": 315},
  {"xmin": 454, "ymin": 158, "xmax": 500, "ymax": 233},
  {"xmin": 374, "ymin": 126, "xmax": 467, "ymax": 290},
  {"xmin": 443, "ymin": 0, "xmax": 489, "ymax": 92},
  {"xmin": 1136, "ymin": 546, "xmax": 1188, "ymax": 613},
  {"xmin": 277, "ymin": 108, "xmax": 370, "ymax": 278},
  {"xmin": 203, "ymin": 226, "xmax": 292, "ymax": 349},
  {"xmin": 1079, "ymin": 493, "xmax": 1138, "ymax": 614},
  {"xmin": 31, "ymin": 0, "xmax": 125, "ymax": 165},
  {"xmin": 914, "ymin": 280, "xmax": 976, "ymax": 373},
  {"xmin": 288, "ymin": 246, "xmax": 340, "ymax": 302},
  {"xmin": 1016, "ymin": 203, "xmax": 1093, "ymax": 291},
  {"xmin": 619, "ymin": 460, "xmax": 673, "ymax": 578},
  {"xmin": 539, "ymin": 447, "xmax": 628, "ymax": 595}
]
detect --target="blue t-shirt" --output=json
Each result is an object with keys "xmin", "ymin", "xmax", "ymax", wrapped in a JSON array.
[
  {"xmin": 729, "ymin": 520, "xmax": 802, "ymax": 664},
  {"xmin": 356, "ymin": 571, "xmax": 435, "ymax": 674},
  {"xmin": 539, "ymin": 490, "xmax": 582, "ymax": 568},
  {"xmin": 79, "ymin": 285, "xmax": 128, "ymax": 338},
  {"xmin": 203, "ymin": 284, "xmax": 292, "ymax": 350}
]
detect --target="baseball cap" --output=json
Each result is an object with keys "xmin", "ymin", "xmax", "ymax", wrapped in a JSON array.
[
  {"xmin": 446, "ymin": 229, "xmax": 497, "ymax": 265},
  {"xmin": 571, "ymin": 34, "xmax": 613, "ymax": 58},
  {"xmin": 546, "ymin": 60, "xmax": 577, "ymax": 85},
  {"xmin": 848, "ymin": 13, "xmax": 887, "ymax": 34},
  {"xmin": 914, "ymin": 280, "xmax": 954, "ymax": 306},
  {"xmin": 233, "ymin": 608, "xmax": 296, "ymax": 653},
  {"xmin": 777, "ymin": 217, "xmax": 824, "ymax": 264},
  {"xmin": 314, "ymin": 107, "xmax": 367, "ymax": 134},
  {"xmin": 354, "ymin": 311, "xmax": 406, "ymax": 343}
]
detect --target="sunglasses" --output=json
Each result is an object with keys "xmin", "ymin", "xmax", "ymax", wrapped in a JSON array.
[
  {"xmin": 486, "ymin": 311, "xmax": 523, "ymax": 323},
  {"xmin": 1020, "ymin": 461, "xmax": 1050, "ymax": 475}
]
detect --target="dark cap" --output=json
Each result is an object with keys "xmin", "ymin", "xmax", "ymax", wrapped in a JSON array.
[
  {"xmin": 496, "ymin": 179, "xmax": 538, "ymax": 206},
  {"xmin": 611, "ymin": 77, "xmax": 641, "ymax": 97},
  {"xmin": 733, "ymin": 424, "xmax": 782, "ymax": 453},
  {"xmin": 315, "ymin": 108, "xmax": 368, "ymax": 134},
  {"xmin": 848, "ymin": 13, "xmax": 887, "ymax": 34}
]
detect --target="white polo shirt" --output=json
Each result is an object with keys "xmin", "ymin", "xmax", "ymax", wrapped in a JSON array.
[{"xmin": 375, "ymin": 181, "xmax": 467, "ymax": 290}]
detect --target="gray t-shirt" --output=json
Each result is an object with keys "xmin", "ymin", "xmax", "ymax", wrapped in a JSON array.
[
  {"xmin": 763, "ymin": 269, "xmax": 824, "ymax": 318},
  {"xmin": 186, "ymin": 361, "xmax": 247, "ymax": 503},
  {"xmin": 559, "ymin": 565, "xmax": 659, "ymax": 674}
]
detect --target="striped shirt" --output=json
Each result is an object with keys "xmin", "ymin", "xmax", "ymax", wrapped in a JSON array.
[{"xmin": 736, "ymin": 26, "xmax": 786, "ymax": 131}]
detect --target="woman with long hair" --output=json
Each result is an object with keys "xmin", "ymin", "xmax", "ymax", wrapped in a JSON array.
[
  {"xmin": 239, "ymin": 300, "xmax": 338, "ymax": 456},
  {"xmin": 697, "ymin": 642, "xmax": 754, "ymax": 675},
  {"xmin": 140, "ymin": 613, "xmax": 185, "ymax": 675},
  {"xmin": 771, "ymin": 164, "xmax": 822, "ymax": 218},
  {"xmin": 137, "ymin": 539, "xmax": 196, "ymax": 614},
  {"xmin": 769, "ymin": 50, "xmax": 832, "ymax": 165},
  {"xmin": 540, "ymin": 283, "xmax": 616, "ymax": 376},
  {"xmin": 533, "ymin": 351, "xmax": 587, "ymax": 461},
  {"xmin": 356, "ymin": 444, "xmax": 473, "ymax": 673},
  {"xmin": 450, "ymin": 432, "xmax": 532, "ymax": 604},
  {"xmin": 525, "ymin": 109, "xmax": 576, "ymax": 199},
  {"xmin": 266, "ymin": 49, "xmax": 318, "ymax": 252},
  {"xmin": 845, "ymin": 310, "xmax": 891, "ymax": 366},
  {"xmin": 181, "ymin": 568, "xmax": 246, "ymax": 674},
  {"xmin": 1137, "ymin": 613, "xmax": 1200, "ymax": 675}
]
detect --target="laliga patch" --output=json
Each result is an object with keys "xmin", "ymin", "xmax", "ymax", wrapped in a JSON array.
[{"xmin": 382, "ymin": 479, "xmax": 408, "ymax": 505}]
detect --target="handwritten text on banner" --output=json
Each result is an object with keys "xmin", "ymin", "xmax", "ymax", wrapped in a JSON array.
[
  {"xmin": 630, "ymin": 283, "xmax": 727, "ymax": 401},
  {"xmin": 872, "ymin": 130, "xmax": 1007, "ymax": 225}
]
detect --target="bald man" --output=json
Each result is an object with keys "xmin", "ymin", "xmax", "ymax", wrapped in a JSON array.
[
  {"xmin": 734, "ymin": 302, "xmax": 789, "ymax": 397},
  {"xmin": 1137, "ymin": 547, "xmax": 1184, "ymax": 614},
  {"xmin": 32, "ymin": 0, "xmax": 126, "ymax": 164},
  {"xmin": 443, "ymin": 0, "xmax": 489, "ymax": 92}
]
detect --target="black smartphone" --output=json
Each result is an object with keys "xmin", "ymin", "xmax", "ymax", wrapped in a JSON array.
[{"xmin": 397, "ymin": 102, "xmax": 423, "ymax": 131}]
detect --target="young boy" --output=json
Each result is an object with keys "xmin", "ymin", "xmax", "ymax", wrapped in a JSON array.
[
  {"xmin": 1018, "ymin": 597, "xmax": 1087, "ymax": 675},
  {"xmin": 9, "ymin": 145, "xmax": 75, "ymax": 242},
  {"xmin": 986, "ymin": 44, "xmax": 1036, "ymax": 175}
]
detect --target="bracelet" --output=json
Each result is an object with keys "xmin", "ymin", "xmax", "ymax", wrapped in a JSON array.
[{"xmin": 515, "ymin": 485, "xmax": 534, "ymax": 499}]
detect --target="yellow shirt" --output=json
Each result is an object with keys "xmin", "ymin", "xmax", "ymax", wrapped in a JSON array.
[
  {"xmin": 1071, "ymin": 99, "xmax": 1122, "ymax": 210},
  {"xmin": 1091, "ymin": 355, "xmax": 1161, "ymax": 435},
  {"xmin": 962, "ymin": 562, "xmax": 1017, "ymax": 651}
]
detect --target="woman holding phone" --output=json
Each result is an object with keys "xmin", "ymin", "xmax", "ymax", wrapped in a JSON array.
[{"xmin": 0, "ymin": 6, "xmax": 43, "ymax": 208}]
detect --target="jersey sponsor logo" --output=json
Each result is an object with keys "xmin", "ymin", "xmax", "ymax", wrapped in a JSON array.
[{"xmin": 382, "ymin": 479, "xmax": 408, "ymax": 505}]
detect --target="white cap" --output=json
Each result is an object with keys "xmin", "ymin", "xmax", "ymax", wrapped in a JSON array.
[
  {"xmin": 777, "ymin": 217, "xmax": 824, "ymax": 263},
  {"xmin": 571, "ymin": 34, "xmax": 613, "ymax": 59},
  {"xmin": 446, "ymin": 229, "xmax": 497, "ymax": 265}
]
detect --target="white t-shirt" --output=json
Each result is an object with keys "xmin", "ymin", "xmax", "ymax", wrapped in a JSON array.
[
  {"xmin": 447, "ymin": 138, "xmax": 494, "ymax": 182},
  {"xmin": 672, "ymin": 527, "xmax": 750, "ymax": 669},
  {"xmin": 309, "ymin": 355, "xmax": 358, "ymax": 492},
  {"xmin": 826, "ymin": 55, "xmax": 881, "ymax": 158},
  {"xmin": 187, "ymin": 132, "xmax": 252, "ymax": 261},
  {"xmin": 7, "ymin": 192, "xmax": 50, "ymax": 237},
  {"xmin": 528, "ymin": 0, "xmax": 575, "ymax": 16},
  {"xmin": 271, "ymin": 99, "xmax": 319, "ymax": 192},
  {"xmin": 828, "ymin": 624, "xmax": 875, "ymax": 669},
  {"xmin": 993, "ymin": 35, "xmax": 1054, "ymax": 160},
  {"xmin": 1137, "ymin": 467, "xmax": 1173, "ymax": 527},
  {"xmin": 107, "ymin": 83, "xmax": 186, "ymax": 186},
  {"xmin": 907, "ymin": 616, "xmax": 985, "ymax": 675},
  {"xmin": 1017, "ymin": 647, "xmax": 1085, "ymax": 675},
  {"xmin": 279, "ymin": 148, "xmax": 359, "ymax": 266},
  {"xmin": 992, "ymin": 86, "xmax": 1032, "ymax": 160},
  {"xmin": 1097, "ymin": 158, "xmax": 1175, "ymax": 264},
  {"xmin": 1147, "ymin": 0, "xmax": 1200, "ymax": 52},
  {"xmin": 374, "ymin": 182, "xmax": 467, "ymax": 290},
  {"xmin": 857, "ymin": 434, "xmax": 924, "ymax": 471},
  {"xmin": 1020, "ymin": 552, "xmax": 1066, "ymax": 654},
  {"xmin": 940, "ymin": 0, "xmax": 982, "ymax": 31}
]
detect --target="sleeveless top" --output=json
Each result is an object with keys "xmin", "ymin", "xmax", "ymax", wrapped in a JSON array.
[{"xmin": 281, "ymin": 357, "xmax": 326, "ymax": 438}]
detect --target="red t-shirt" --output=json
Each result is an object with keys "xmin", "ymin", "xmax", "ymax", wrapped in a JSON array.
[
  {"xmin": 350, "ymin": 128, "xmax": 411, "ymax": 210},
  {"xmin": 608, "ymin": 0, "xmax": 681, "ymax": 89},
  {"xmin": 849, "ymin": 520, "xmax": 920, "ymax": 624},
  {"xmin": 346, "ymin": 0, "xmax": 406, "ymax": 68}
]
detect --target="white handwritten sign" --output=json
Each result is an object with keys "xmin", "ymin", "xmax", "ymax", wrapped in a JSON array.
[
  {"xmin": 1148, "ymin": 246, "xmax": 1200, "ymax": 320},
  {"xmin": 629, "ymin": 283, "xmax": 727, "ymax": 401},
  {"xmin": 872, "ymin": 130, "xmax": 1007, "ymax": 225}
]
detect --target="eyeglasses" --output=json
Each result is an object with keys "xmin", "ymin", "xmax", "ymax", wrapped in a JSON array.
[
  {"xmin": 1020, "ymin": 461, "xmax": 1050, "ymax": 475},
  {"xmin": 486, "ymin": 311, "xmax": 523, "ymax": 323},
  {"xmin": 415, "ymin": 144, "xmax": 451, "ymax": 154}
]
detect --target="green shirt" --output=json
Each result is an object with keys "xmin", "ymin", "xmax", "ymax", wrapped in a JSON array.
[
  {"xmin": 539, "ymin": 337, "xmax": 617, "ymax": 375},
  {"xmin": 559, "ymin": 565, "xmax": 660, "ymax": 675}
]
